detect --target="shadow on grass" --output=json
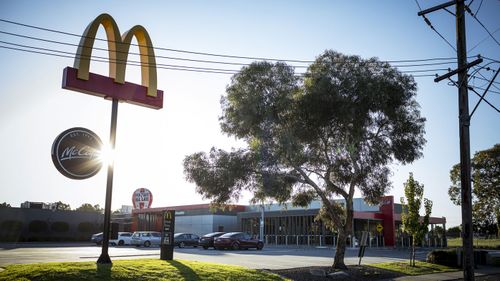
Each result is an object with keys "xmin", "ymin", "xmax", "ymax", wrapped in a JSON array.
[
  {"xmin": 169, "ymin": 260, "xmax": 201, "ymax": 281},
  {"xmin": 96, "ymin": 263, "xmax": 112, "ymax": 280}
]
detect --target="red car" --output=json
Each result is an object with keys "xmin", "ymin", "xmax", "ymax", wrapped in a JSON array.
[{"xmin": 214, "ymin": 232, "xmax": 264, "ymax": 250}]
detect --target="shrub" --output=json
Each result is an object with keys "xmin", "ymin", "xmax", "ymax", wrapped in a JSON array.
[
  {"xmin": 51, "ymin": 222, "xmax": 69, "ymax": 233},
  {"xmin": 427, "ymin": 249, "xmax": 459, "ymax": 267},
  {"xmin": 28, "ymin": 220, "xmax": 48, "ymax": 233},
  {"xmin": 1, "ymin": 220, "xmax": 23, "ymax": 232},
  {"xmin": 77, "ymin": 222, "xmax": 95, "ymax": 233}
]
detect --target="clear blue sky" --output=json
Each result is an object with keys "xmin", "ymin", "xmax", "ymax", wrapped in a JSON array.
[{"xmin": 0, "ymin": 0, "xmax": 498, "ymax": 227}]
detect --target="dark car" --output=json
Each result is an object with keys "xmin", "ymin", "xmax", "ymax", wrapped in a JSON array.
[
  {"xmin": 91, "ymin": 232, "xmax": 103, "ymax": 245},
  {"xmin": 174, "ymin": 233, "xmax": 200, "ymax": 248},
  {"xmin": 199, "ymin": 232, "xmax": 226, "ymax": 249},
  {"xmin": 214, "ymin": 232, "xmax": 264, "ymax": 250}
]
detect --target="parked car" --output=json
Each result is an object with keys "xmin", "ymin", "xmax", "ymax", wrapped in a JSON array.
[
  {"xmin": 214, "ymin": 232, "xmax": 264, "ymax": 250},
  {"xmin": 91, "ymin": 232, "xmax": 103, "ymax": 245},
  {"xmin": 173, "ymin": 233, "xmax": 200, "ymax": 248},
  {"xmin": 130, "ymin": 231, "xmax": 161, "ymax": 247},
  {"xmin": 110, "ymin": 232, "xmax": 133, "ymax": 246},
  {"xmin": 199, "ymin": 232, "xmax": 226, "ymax": 249}
]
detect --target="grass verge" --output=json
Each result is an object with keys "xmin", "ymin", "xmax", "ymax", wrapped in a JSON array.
[
  {"xmin": 447, "ymin": 238, "xmax": 500, "ymax": 249},
  {"xmin": 367, "ymin": 261, "xmax": 459, "ymax": 276},
  {"xmin": 0, "ymin": 259, "xmax": 288, "ymax": 281}
]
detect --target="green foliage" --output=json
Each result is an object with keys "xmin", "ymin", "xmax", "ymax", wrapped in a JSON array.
[
  {"xmin": 0, "ymin": 220, "xmax": 22, "ymax": 231},
  {"xmin": 76, "ymin": 203, "xmax": 103, "ymax": 213},
  {"xmin": 0, "ymin": 259, "xmax": 286, "ymax": 281},
  {"xmin": 28, "ymin": 220, "xmax": 48, "ymax": 233},
  {"xmin": 0, "ymin": 202, "xmax": 11, "ymax": 208},
  {"xmin": 426, "ymin": 249, "xmax": 459, "ymax": 267},
  {"xmin": 53, "ymin": 201, "xmax": 71, "ymax": 210},
  {"xmin": 446, "ymin": 226, "xmax": 461, "ymax": 238},
  {"xmin": 184, "ymin": 50, "xmax": 426, "ymax": 268},
  {"xmin": 448, "ymin": 144, "xmax": 500, "ymax": 236},
  {"xmin": 401, "ymin": 173, "xmax": 432, "ymax": 266},
  {"xmin": 77, "ymin": 222, "xmax": 96, "ymax": 233},
  {"xmin": 51, "ymin": 221, "xmax": 70, "ymax": 233}
]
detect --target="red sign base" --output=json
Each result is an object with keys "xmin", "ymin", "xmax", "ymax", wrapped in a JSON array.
[{"xmin": 62, "ymin": 67, "xmax": 163, "ymax": 109}]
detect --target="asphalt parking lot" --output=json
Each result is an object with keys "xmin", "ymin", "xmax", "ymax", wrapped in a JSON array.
[{"xmin": 0, "ymin": 243, "xmax": 432, "ymax": 269}]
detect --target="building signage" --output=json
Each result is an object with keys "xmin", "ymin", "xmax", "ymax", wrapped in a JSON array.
[
  {"xmin": 132, "ymin": 188, "xmax": 153, "ymax": 209},
  {"xmin": 61, "ymin": 13, "xmax": 163, "ymax": 109},
  {"xmin": 51, "ymin": 127, "xmax": 103, "ymax": 180},
  {"xmin": 160, "ymin": 210, "xmax": 175, "ymax": 260}
]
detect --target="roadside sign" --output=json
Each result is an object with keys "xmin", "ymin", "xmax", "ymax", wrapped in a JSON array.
[
  {"xmin": 160, "ymin": 210, "xmax": 175, "ymax": 260},
  {"xmin": 377, "ymin": 224, "xmax": 383, "ymax": 233}
]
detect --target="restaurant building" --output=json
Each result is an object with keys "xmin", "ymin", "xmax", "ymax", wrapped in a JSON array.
[{"xmin": 131, "ymin": 195, "xmax": 447, "ymax": 247}]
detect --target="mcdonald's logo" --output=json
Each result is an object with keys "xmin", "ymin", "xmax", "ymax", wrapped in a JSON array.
[
  {"xmin": 62, "ymin": 13, "xmax": 163, "ymax": 109},
  {"xmin": 164, "ymin": 211, "xmax": 174, "ymax": 220}
]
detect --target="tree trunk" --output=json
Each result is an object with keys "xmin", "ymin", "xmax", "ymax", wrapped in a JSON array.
[
  {"xmin": 332, "ymin": 200, "xmax": 354, "ymax": 269},
  {"xmin": 412, "ymin": 236, "xmax": 416, "ymax": 267},
  {"xmin": 333, "ymin": 228, "xmax": 348, "ymax": 269}
]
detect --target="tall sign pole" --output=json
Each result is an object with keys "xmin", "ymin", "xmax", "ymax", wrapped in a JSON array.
[
  {"xmin": 61, "ymin": 14, "xmax": 164, "ymax": 264},
  {"xmin": 456, "ymin": 1, "xmax": 474, "ymax": 279},
  {"xmin": 97, "ymin": 98, "xmax": 119, "ymax": 264}
]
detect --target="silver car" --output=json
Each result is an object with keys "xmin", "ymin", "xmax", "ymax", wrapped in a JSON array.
[
  {"xmin": 110, "ymin": 232, "xmax": 133, "ymax": 246},
  {"xmin": 130, "ymin": 231, "xmax": 161, "ymax": 247}
]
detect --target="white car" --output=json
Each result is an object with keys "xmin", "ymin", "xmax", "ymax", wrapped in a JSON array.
[
  {"xmin": 130, "ymin": 231, "xmax": 162, "ymax": 247},
  {"xmin": 110, "ymin": 232, "xmax": 133, "ymax": 246}
]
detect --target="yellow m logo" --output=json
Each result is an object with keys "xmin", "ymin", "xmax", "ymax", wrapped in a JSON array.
[
  {"xmin": 164, "ymin": 211, "xmax": 173, "ymax": 220},
  {"xmin": 74, "ymin": 13, "xmax": 158, "ymax": 97}
]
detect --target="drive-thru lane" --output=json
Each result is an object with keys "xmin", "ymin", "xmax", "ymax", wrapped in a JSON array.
[{"xmin": 0, "ymin": 243, "xmax": 431, "ymax": 269}]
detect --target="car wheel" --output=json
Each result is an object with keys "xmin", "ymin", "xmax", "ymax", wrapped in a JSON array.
[
  {"xmin": 257, "ymin": 243, "xmax": 264, "ymax": 250},
  {"xmin": 202, "ymin": 246, "xmax": 208, "ymax": 250},
  {"xmin": 118, "ymin": 240, "xmax": 124, "ymax": 246},
  {"xmin": 144, "ymin": 240, "xmax": 151, "ymax": 247},
  {"xmin": 231, "ymin": 242, "xmax": 240, "ymax": 250},
  {"xmin": 179, "ymin": 242, "xmax": 185, "ymax": 248}
]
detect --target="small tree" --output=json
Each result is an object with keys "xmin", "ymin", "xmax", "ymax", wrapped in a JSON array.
[
  {"xmin": 401, "ymin": 173, "xmax": 432, "ymax": 267},
  {"xmin": 449, "ymin": 144, "xmax": 500, "ymax": 237},
  {"xmin": 0, "ymin": 202, "xmax": 11, "ymax": 208},
  {"xmin": 53, "ymin": 201, "xmax": 71, "ymax": 211},
  {"xmin": 75, "ymin": 203, "xmax": 103, "ymax": 213}
]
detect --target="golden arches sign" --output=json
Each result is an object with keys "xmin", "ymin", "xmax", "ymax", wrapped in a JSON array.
[{"xmin": 62, "ymin": 13, "xmax": 163, "ymax": 109}]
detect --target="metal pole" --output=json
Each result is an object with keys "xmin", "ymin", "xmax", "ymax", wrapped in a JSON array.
[
  {"xmin": 260, "ymin": 205, "xmax": 264, "ymax": 241},
  {"xmin": 456, "ymin": 1, "xmax": 474, "ymax": 279},
  {"xmin": 97, "ymin": 98, "xmax": 118, "ymax": 264}
]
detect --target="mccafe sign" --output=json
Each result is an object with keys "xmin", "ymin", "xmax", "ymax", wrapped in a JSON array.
[{"xmin": 51, "ymin": 127, "xmax": 103, "ymax": 180}]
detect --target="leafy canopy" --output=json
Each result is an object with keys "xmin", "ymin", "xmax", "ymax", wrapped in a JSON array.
[
  {"xmin": 448, "ymin": 144, "xmax": 500, "ymax": 234},
  {"xmin": 184, "ymin": 50, "xmax": 426, "ymax": 268}
]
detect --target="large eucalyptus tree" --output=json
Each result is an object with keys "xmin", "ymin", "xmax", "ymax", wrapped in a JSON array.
[{"xmin": 184, "ymin": 50, "xmax": 426, "ymax": 268}]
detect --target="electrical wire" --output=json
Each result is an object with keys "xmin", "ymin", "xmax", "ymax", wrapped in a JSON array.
[
  {"xmin": 0, "ymin": 17, "xmax": 464, "ymax": 65},
  {"xmin": 465, "ymin": 6, "xmax": 500, "ymax": 47}
]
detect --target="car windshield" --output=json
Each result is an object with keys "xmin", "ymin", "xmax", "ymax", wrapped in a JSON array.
[
  {"xmin": 174, "ymin": 233, "xmax": 183, "ymax": 238},
  {"xmin": 220, "ymin": 232, "xmax": 240, "ymax": 238},
  {"xmin": 204, "ymin": 232, "xmax": 224, "ymax": 237},
  {"xmin": 151, "ymin": 233, "xmax": 160, "ymax": 237}
]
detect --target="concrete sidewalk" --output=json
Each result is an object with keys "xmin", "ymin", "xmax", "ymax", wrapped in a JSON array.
[{"xmin": 392, "ymin": 266, "xmax": 500, "ymax": 281}]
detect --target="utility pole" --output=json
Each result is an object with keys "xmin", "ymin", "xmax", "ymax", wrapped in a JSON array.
[
  {"xmin": 418, "ymin": 0, "xmax": 476, "ymax": 279},
  {"xmin": 455, "ymin": 1, "xmax": 475, "ymax": 280}
]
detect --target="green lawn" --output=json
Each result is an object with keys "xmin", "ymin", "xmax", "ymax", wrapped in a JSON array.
[
  {"xmin": 0, "ymin": 259, "xmax": 288, "ymax": 281},
  {"xmin": 447, "ymin": 238, "xmax": 500, "ymax": 249},
  {"xmin": 368, "ymin": 261, "xmax": 458, "ymax": 276}
]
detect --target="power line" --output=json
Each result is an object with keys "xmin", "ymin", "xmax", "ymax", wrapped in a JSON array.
[
  {"xmin": 465, "ymin": 5, "xmax": 500, "ymax": 47},
  {"xmin": 0, "ymin": 17, "xmax": 464, "ymax": 65},
  {"xmin": 0, "ymin": 30, "xmax": 462, "ymax": 69},
  {"xmin": 0, "ymin": 18, "xmax": 314, "ymax": 63},
  {"xmin": 421, "ymin": 15, "xmax": 457, "ymax": 51},
  {"xmin": 468, "ymin": 26, "xmax": 500, "ymax": 52}
]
